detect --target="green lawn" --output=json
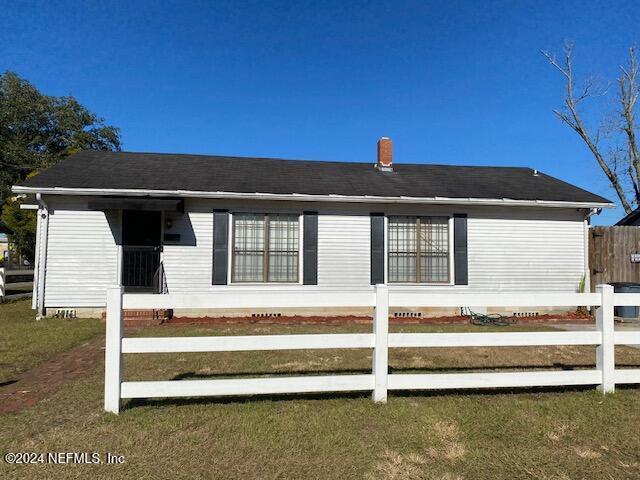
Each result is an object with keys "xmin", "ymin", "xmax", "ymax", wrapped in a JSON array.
[
  {"xmin": 0, "ymin": 300, "xmax": 103, "ymax": 383},
  {"xmin": 2, "ymin": 309, "xmax": 640, "ymax": 478}
]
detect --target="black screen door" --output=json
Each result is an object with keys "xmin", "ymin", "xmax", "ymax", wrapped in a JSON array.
[{"xmin": 121, "ymin": 211, "xmax": 162, "ymax": 292}]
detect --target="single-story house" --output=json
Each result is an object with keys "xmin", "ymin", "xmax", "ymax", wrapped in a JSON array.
[{"xmin": 12, "ymin": 138, "xmax": 614, "ymax": 318}]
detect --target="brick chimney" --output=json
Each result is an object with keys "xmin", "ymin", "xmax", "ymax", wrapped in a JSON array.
[{"xmin": 376, "ymin": 137, "xmax": 393, "ymax": 171}]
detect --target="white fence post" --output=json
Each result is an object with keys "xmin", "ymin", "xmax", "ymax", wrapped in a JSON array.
[
  {"xmin": 372, "ymin": 284, "xmax": 389, "ymax": 402},
  {"xmin": 104, "ymin": 286, "xmax": 124, "ymax": 413},
  {"xmin": 596, "ymin": 284, "xmax": 615, "ymax": 394},
  {"xmin": 0, "ymin": 267, "xmax": 5, "ymax": 302}
]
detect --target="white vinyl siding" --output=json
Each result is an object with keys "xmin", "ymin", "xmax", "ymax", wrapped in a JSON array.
[
  {"xmin": 317, "ymin": 214, "xmax": 371, "ymax": 286},
  {"xmin": 466, "ymin": 211, "xmax": 585, "ymax": 292},
  {"xmin": 44, "ymin": 198, "xmax": 119, "ymax": 307},
  {"xmin": 161, "ymin": 200, "xmax": 213, "ymax": 294},
  {"xmin": 40, "ymin": 197, "xmax": 587, "ymax": 308}
]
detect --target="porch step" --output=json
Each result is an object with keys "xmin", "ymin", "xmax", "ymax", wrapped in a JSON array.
[{"xmin": 101, "ymin": 309, "xmax": 173, "ymax": 327}]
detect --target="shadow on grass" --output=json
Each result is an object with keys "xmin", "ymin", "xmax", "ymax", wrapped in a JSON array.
[
  {"xmin": 123, "ymin": 384, "xmax": 607, "ymax": 411},
  {"xmin": 124, "ymin": 390, "xmax": 371, "ymax": 410},
  {"xmin": 118, "ymin": 363, "xmax": 640, "ymax": 411},
  {"xmin": 165, "ymin": 362, "xmax": 640, "ymax": 381}
]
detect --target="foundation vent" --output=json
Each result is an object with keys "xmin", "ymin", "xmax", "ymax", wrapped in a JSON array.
[{"xmin": 55, "ymin": 309, "xmax": 77, "ymax": 319}]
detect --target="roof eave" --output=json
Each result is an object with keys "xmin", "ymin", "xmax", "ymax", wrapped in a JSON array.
[
  {"xmin": 615, "ymin": 208, "xmax": 640, "ymax": 225},
  {"xmin": 11, "ymin": 185, "xmax": 615, "ymax": 210}
]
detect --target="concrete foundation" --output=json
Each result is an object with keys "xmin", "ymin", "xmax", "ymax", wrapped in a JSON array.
[
  {"xmin": 45, "ymin": 307, "xmax": 105, "ymax": 319},
  {"xmin": 45, "ymin": 305, "xmax": 580, "ymax": 320}
]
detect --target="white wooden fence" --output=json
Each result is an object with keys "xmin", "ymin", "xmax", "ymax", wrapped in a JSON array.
[
  {"xmin": 104, "ymin": 284, "xmax": 640, "ymax": 413},
  {"xmin": 0, "ymin": 267, "xmax": 34, "ymax": 302}
]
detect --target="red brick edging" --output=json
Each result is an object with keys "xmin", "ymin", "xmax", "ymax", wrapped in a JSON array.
[{"xmin": 0, "ymin": 336, "xmax": 105, "ymax": 414}]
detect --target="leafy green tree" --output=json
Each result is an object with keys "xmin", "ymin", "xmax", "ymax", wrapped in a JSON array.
[
  {"xmin": 0, "ymin": 71, "xmax": 121, "ymax": 260},
  {"xmin": 1, "ymin": 199, "xmax": 36, "ymax": 263}
]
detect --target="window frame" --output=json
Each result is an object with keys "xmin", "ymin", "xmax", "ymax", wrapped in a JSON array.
[
  {"xmin": 386, "ymin": 215, "xmax": 454, "ymax": 285},
  {"xmin": 230, "ymin": 212, "xmax": 301, "ymax": 284}
]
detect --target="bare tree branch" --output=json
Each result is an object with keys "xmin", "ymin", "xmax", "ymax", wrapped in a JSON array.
[
  {"xmin": 543, "ymin": 42, "xmax": 634, "ymax": 213},
  {"xmin": 619, "ymin": 46, "xmax": 640, "ymax": 206}
]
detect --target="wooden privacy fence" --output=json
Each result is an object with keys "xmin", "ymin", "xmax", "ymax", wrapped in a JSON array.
[
  {"xmin": 590, "ymin": 226, "xmax": 640, "ymax": 288},
  {"xmin": 104, "ymin": 285, "xmax": 640, "ymax": 413}
]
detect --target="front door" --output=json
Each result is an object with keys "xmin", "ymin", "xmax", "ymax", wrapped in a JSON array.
[{"xmin": 121, "ymin": 210, "xmax": 162, "ymax": 292}]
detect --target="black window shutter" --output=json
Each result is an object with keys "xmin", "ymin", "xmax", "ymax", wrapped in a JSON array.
[
  {"xmin": 212, "ymin": 210, "xmax": 229, "ymax": 285},
  {"xmin": 370, "ymin": 213, "xmax": 385, "ymax": 285},
  {"xmin": 453, "ymin": 214, "xmax": 468, "ymax": 285},
  {"xmin": 303, "ymin": 212, "xmax": 318, "ymax": 285}
]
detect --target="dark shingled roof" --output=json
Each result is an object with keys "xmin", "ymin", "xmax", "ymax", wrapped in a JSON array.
[
  {"xmin": 17, "ymin": 150, "xmax": 612, "ymax": 204},
  {"xmin": 615, "ymin": 208, "xmax": 640, "ymax": 226}
]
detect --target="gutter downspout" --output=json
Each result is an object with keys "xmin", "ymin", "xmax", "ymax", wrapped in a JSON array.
[
  {"xmin": 36, "ymin": 193, "xmax": 49, "ymax": 319},
  {"xmin": 584, "ymin": 207, "xmax": 602, "ymax": 295},
  {"xmin": 31, "ymin": 204, "xmax": 42, "ymax": 310}
]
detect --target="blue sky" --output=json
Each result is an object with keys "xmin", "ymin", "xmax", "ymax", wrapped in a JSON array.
[{"xmin": 2, "ymin": 0, "xmax": 639, "ymax": 224}]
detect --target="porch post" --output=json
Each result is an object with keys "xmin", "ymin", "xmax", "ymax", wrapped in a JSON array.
[
  {"xmin": 104, "ymin": 286, "xmax": 124, "ymax": 413},
  {"xmin": 35, "ymin": 196, "xmax": 50, "ymax": 320}
]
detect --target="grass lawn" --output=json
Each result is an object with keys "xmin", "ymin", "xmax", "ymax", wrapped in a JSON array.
[
  {"xmin": 2, "ymin": 313, "xmax": 640, "ymax": 478},
  {"xmin": 0, "ymin": 300, "xmax": 103, "ymax": 384}
]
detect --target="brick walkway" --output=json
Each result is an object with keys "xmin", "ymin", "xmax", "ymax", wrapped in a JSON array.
[{"xmin": 0, "ymin": 336, "xmax": 105, "ymax": 414}]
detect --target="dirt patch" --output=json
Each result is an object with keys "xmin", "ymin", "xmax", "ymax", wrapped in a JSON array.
[
  {"xmin": 369, "ymin": 449, "xmax": 465, "ymax": 480},
  {"xmin": 573, "ymin": 446, "xmax": 602, "ymax": 459},
  {"xmin": 0, "ymin": 336, "xmax": 104, "ymax": 414},
  {"xmin": 427, "ymin": 420, "xmax": 467, "ymax": 462},
  {"xmin": 547, "ymin": 423, "xmax": 572, "ymax": 442},
  {"xmin": 369, "ymin": 450, "xmax": 429, "ymax": 480}
]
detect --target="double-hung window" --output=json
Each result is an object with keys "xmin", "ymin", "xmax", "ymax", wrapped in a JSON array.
[
  {"xmin": 232, "ymin": 213, "xmax": 299, "ymax": 283},
  {"xmin": 388, "ymin": 216, "xmax": 450, "ymax": 283}
]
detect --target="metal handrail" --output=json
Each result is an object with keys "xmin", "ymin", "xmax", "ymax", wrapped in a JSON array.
[{"xmin": 151, "ymin": 262, "xmax": 168, "ymax": 294}]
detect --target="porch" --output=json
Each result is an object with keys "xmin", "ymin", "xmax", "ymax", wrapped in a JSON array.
[{"xmin": 88, "ymin": 197, "xmax": 184, "ymax": 294}]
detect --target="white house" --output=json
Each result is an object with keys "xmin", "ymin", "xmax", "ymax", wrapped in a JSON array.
[{"xmin": 12, "ymin": 138, "xmax": 613, "ymax": 318}]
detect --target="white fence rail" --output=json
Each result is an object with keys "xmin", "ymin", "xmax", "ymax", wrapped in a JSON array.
[
  {"xmin": 104, "ymin": 284, "xmax": 640, "ymax": 413},
  {"xmin": 0, "ymin": 267, "xmax": 34, "ymax": 302}
]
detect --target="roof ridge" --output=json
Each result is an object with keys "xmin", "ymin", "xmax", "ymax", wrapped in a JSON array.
[{"xmin": 81, "ymin": 150, "xmax": 533, "ymax": 171}]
